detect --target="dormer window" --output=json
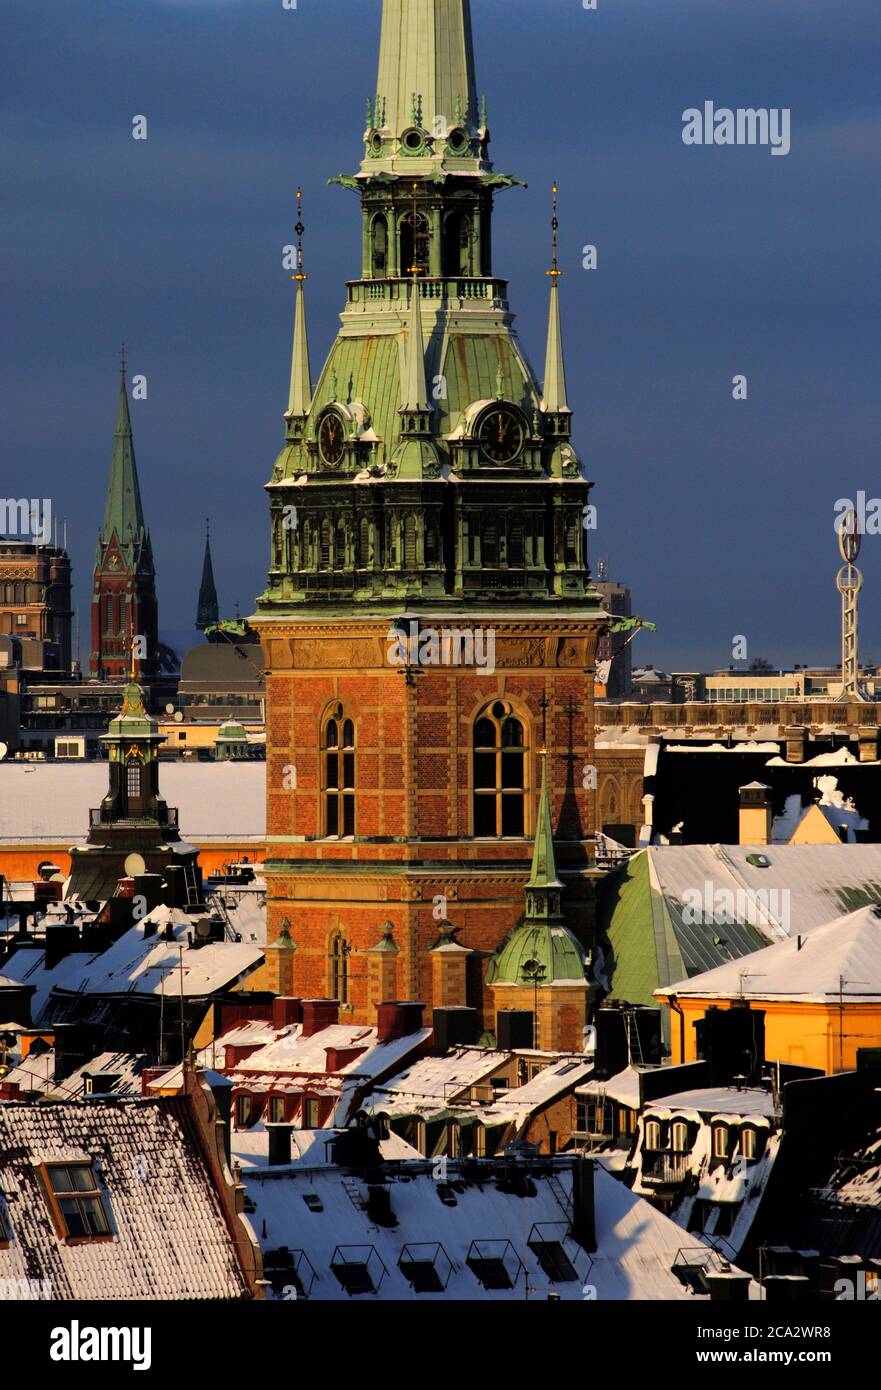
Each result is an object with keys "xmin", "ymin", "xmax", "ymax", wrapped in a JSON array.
[
  {"xmin": 644, "ymin": 1119, "xmax": 662, "ymax": 1151},
  {"xmin": 40, "ymin": 1163, "xmax": 111, "ymax": 1241},
  {"xmin": 712, "ymin": 1124, "xmax": 730, "ymax": 1159}
]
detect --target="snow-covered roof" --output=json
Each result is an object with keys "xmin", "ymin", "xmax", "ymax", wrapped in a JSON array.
[
  {"xmin": 578, "ymin": 1065, "xmax": 645, "ymax": 1109},
  {"xmin": 645, "ymin": 1087, "xmax": 777, "ymax": 1119},
  {"xmin": 1, "ymin": 1049, "xmax": 149, "ymax": 1099},
  {"xmin": 0, "ymin": 1099, "xmax": 248, "ymax": 1299},
  {"xmin": 48, "ymin": 912, "xmax": 263, "ymax": 1000},
  {"xmin": 0, "ymin": 944, "xmax": 101, "ymax": 1019},
  {"xmin": 646, "ymin": 842, "xmax": 881, "ymax": 937},
  {"xmin": 0, "ymin": 761, "xmax": 266, "ymax": 843},
  {"xmin": 231, "ymin": 1125, "xmax": 422, "ymax": 1170},
  {"xmin": 245, "ymin": 1157, "xmax": 724, "ymax": 1301},
  {"xmin": 657, "ymin": 905, "xmax": 881, "ymax": 1003}
]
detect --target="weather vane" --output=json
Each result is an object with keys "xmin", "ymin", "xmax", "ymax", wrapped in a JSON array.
[
  {"xmin": 546, "ymin": 183, "xmax": 562, "ymax": 281},
  {"xmin": 292, "ymin": 187, "xmax": 307, "ymax": 283}
]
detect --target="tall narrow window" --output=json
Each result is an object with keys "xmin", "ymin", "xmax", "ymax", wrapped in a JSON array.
[
  {"xmin": 319, "ymin": 519, "xmax": 331, "ymax": 570},
  {"xmin": 371, "ymin": 215, "xmax": 388, "ymax": 276},
  {"xmin": 404, "ymin": 515, "xmax": 418, "ymax": 567},
  {"xmin": 324, "ymin": 716, "xmax": 355, "ymax": 837},
  {"xmin": 358, "ymin": 517, "xmax": 371, "ymax": 567},
  {"xmin": 336, "ymin": 518, "xmax": 346, "ymax": 569},
  {"xmin": 330, "ymin": 932, "xmax": 350, "ymax": 1004},
  {"xmin": 126, "ymin": 760, "xmax": 141, "ymax": 800},
  {"xmin": 473, "ymin": 703, "xmax": 527, "ymax": 837},
  {"xmin": 564, "ymin": 516, "xmax": 579, "ymax": 565},
  {"xmin": 509, "ymin": 520, "xmax": 525, "ymax": 567}
]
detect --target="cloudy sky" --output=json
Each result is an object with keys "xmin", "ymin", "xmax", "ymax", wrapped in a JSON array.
[{"xmin": 3, "ymin": 0, "xmax": 879, "ymax": 670}]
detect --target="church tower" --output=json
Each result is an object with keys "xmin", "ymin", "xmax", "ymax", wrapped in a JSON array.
[
  {"xmin": 90, "ymin": 354, "xmax": 159, "ymax": 681},
  {"xmin": 254, "ymin": 0, "xmax": 606, "ymax": 1035},
  {"xmin": 196, "ymin": 520, "xmax": 220, "ymax": 631}
]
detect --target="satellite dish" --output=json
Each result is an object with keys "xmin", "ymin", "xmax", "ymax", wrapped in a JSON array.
[
  {"xmin": 124, "ymin": 852, "xmax": 146, "ymax": 877},
  {"xmin": 165, "ymin": 704, "xmax": 175, "ymax": 715},
  {"xmin": 174, "ymin": 711, "xmax": 183, "ymax": 723},
  {"xmin": 194, "ymin": 918, "xmax": 213, "ymax": 940},
  {"xmin": 0, "ymin": 743, "xmax": 7, "ymax": 761}
]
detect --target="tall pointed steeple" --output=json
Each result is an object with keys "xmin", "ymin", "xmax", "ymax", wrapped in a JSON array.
[
  {"xmin": 525, "ymin": 750, "xmax": 564, "ymax": 924},
  {"xmin": 196, "ymin": 519, "xmax": 220, "ymax": 631},
  {"xmin": 286, "ymin": 189, "xmax": 312, "ymax": 426},
  {"xmin": 101, "ymin": 347, "xmax": 146, "ymax": 551},
  {"xmin": 374, "ymin": 0, "xmax": 479, "ymax": 150},
  {"xmin": 90, "ymin": 348, "xmax": 159, "ymax": 681},
  {"xmin": 540, "ymin": 184, "xmax": 570, "ymax": 418}
]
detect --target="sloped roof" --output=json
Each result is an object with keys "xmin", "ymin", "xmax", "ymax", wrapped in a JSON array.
[
  {"xmin": 0, "ymin": 1099, "xmax": 247, "ymax": 1300},
  {"xmin": 245, "ymin": 1157, "xmax": 732, "ymax": 1301},
  {"xmin": 657, "ymin": 905, "xmax": 881, "ymax": 1003}
]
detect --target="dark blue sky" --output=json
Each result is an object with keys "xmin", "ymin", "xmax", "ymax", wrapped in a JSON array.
[{"xmin": 3, "ymin": 0, "xmax": 879, "ymax": 671}]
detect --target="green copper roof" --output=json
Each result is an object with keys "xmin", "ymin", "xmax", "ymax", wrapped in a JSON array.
[
  {"xmin": 100, "ymin": 368, "xmax": 146, "ymax": 551},
  {"xmin": 375, "ymin": 0, "xmax": 479, "ymax": 140},
  {"xmin": 487, "ymin": 923, "xmax": 587, "ymax": 986},
  {"xmin": 104, "ymin": 681, "xmax": 157, "ymax": 739}
]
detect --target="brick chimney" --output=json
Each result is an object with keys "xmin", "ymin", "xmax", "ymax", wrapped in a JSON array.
[
  {"xmin": 300, "ymin": 999, "xmax": 339, "ymax": 1038},
  {"xmin": 272, "ymin": 997, "xmax": 303, "ymax": 1030},
  {"xmin": 376, "ymin": 1001, "xmax": 425, "ymax": 1043}
]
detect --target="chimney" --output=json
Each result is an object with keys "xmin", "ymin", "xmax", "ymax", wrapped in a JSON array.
[
  {"xmin": 272, "ymin": 997, "xmax": 303, "ymax": 1030},
  {"xmin": 267, "ymin": 1122, "xmax": 294, "ymax": 1167},
  {"xmin": 785, "ymin": 725, "xmax": 807, "ymax": 764},
  {"xmin": 738, "ymin": 782, "xmax": 772, "ymax": 845},
  {"xmin": 432, "ymin": 1006, "xmax": 479, "ymax": 1053},
  {"xmin": 163, "ymin": 865, "xmax": 188, "ymax": 909},
  {"xmin": 376, "ymin": 1001, "xmax": 425, "ymax": 1043},
  {"xmin": 858, "ymin": 726, "xmax": 879, "ymax": 763},
  {"xmin": 133, "ymin": 872, "xmax": 165, "ymax": 914},
  {"xmin": 300, "ymin": 999, "xmax": 339, "ymax": 1038},
  {"xmin": 571, "ymin": 1156, "xmax": 596, "ymax": 1254},
  {"xmin": 43, "ymin": 924, "xmax": 81, "ymax": 971}
]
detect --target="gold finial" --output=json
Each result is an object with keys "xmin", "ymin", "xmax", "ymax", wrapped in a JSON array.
[
  {"xmin": 129, "ymin": 634, "xmax": 136, "ymax": 682},
  {"xmin": 546, "ymin": 182, "xmax": 562, "ymax": 280},
  {"xmin": 292, "ymin": 187, "xmax": 307, "ymax": 283}
]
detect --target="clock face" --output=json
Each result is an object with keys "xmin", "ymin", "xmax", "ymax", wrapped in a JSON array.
[
  {"xmin": 318, "ymin": 411, "xmax": 346, "ymax": 467},
  {"xmin": 478, "ymin": 406, "xmax": 524, "ymax": 465}
]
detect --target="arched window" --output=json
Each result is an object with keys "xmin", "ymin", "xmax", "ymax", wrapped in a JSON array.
[
  {"xmin": 324, "ymin": 714, "xmax": 355, "ymax": 837},
  {"xmin": 425, "ymin": 523, "xmax": 439, "ymax": 566},
  {"xmin": 400, "ymin": 211, "xmax": 429, "ymax": 278},
  {"xmin": 371, "ymin": 214, "xmax": 388, "ymax": 277},
  {"xmin": 473, "ymin": 702, "xmax": 527, "ymax": 837},
  {"xmin": 302, "ymin": 519, "xmax": 312, "ymax": 570},
  {"xmin": 336, "ymin": 517, "xmax": 346, "ymax": 569},
  {"xmin": 644, "ymin": 1120, "xmax": 662, "ymax": 1151},
  {"xmin": 712, "ymin": 1125, "xmax": 729, "ymax": 1159},
  {"xmin": 104, "ymin": 595, "xmax": 113, "ymax": 635},
  {"xmin": 671, "ymin": 1121, "xmax": 689, "ymax": 1153},
  {"xmin": 442, "ymin": 211, "xmax": 471, "ymax": 276},
  {"xmin": 329, "ymin": 931, "xmax": 350, "ymax": 1004}
]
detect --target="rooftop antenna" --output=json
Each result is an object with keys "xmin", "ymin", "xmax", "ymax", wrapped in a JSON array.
[{"xmin": 836, "ymin": 509, "xmax": 866, "ymax": 701}]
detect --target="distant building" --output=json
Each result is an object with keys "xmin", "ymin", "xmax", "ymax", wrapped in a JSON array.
[
  {"xmin": 195, "ymin": 522, "xmax": 220, "ymax": 632},
  {"xmin": 594, "ymin": 573, "xmax": 633, "ymax": 699},
  {"xmin": 0, "ymin": 539, "xmax": 72, "ymax": 671}
]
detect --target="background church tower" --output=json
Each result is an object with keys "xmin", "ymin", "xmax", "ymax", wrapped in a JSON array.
[
  {"xmin": 90, "ymin": 352, "xmax": 159, "ymax": 682},
  {"xmin": 196, "ymin": 519, "xmax": 220, "ymax": 631},
  {"xmin": 254, "ymin": 0, "xmax": 606, "ymax": 1037}
]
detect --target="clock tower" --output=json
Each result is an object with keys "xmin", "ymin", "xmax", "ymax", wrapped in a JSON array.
[{"xmin": 254, "ymin": 0, "xmax": 607, "ymax": 1041}]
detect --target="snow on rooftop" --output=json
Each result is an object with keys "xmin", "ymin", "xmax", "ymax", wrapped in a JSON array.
[{"xmin": 0, "ymin": 760, "xmax": 266, "ymax": 843}]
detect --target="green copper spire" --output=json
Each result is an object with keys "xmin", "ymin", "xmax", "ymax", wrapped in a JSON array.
[
  {"xmin": 375, "ymin": 0, "xmax": 479, "ymax": 139},
  {"xmin": 196, "ymin": 519, "xmax": 220, "ymax": 631},
  {"xmin": 100, "ymin": 349, "xmax": 146, "ymax": 549},
  {"xmin": 402, "ymin": 279, "xmax": 430, "ymax": 413},
  {"xmin": 286, "ymin": 189, "xmax": 312, "ymax": 422},
  {"xmin": 527, "ymin": 750, "xmax": 563, "ymax": 897},
  {"xmin": 541, "ymin": 184, "xmax": 570, "ymax": 416}
]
